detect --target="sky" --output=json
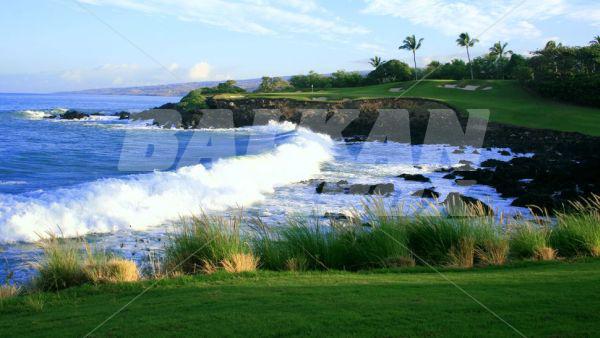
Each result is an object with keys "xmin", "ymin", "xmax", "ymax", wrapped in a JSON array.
[{"xmin": 0, "ymin": 0, "xmax": 598, "ymax": 93}]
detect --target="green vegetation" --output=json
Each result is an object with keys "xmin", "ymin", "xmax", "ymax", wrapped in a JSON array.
[
  {"xmin": 509, "ymin": 222, "xmax": 555, "ymax": 260},
  {"xmin": 34, "ymin": 236, "xmax": 139, "ymax": 291},
  {"xmin": 4, "ymin": 198, "xmax": 600, "ymax": 335},
  {"xmin": 399, "ymin": 34, "xmax": 424, "ymax": 81},
  {"xmin": 200, "ymin": 80, "xmax": 246, "ymax": 95},
  {"xmin": 244, "ymin": 79, "xmax": 600, "ymax": 135},
  {"xmin": 256, "ymin": 76, "xmax": 292, "ymax": 92},
  {"xmin": 178, "ymin": 88, "xmax": 209, "ymax": 112},
  {"xmin": 2, "ymin": 260, "xmax": 600, "ymax": 336},
  {"xmin": 164, "ymin": 214, "xmax": 251, "ymax": 274},
  {"xmin": 456, "ymin": 32, "xmax": 479, "ymax": 80},
  {"xmin": 551, "ymin": 196, "xmax": 600, "ymax": 257}
]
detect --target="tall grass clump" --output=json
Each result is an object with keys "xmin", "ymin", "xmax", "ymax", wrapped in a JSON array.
[
  {"xmin": 351, "ymin": 200, "xmax": 413, "ymax": 268},
  {"xmin": 551, "ymin": 196, "xmax": 600, "ymax": 257},
  {"xmin": 34, "ymin": 234, "xmax": 140, "ymax": 291},
  {"xmin": 165, "ymin": 214, "xmax": 250, "ymax": 274},
  {"xmin": 254, "ymin": 201, "xmax": 414, "ymax": 271},
  {"xmin": 406, "ymin": 216, "xmax": 477, "ymax": 267},
  {"xmin": 221, "ymin": 253, "xmax": 260, "ymax": 273},
  {"xmin": 0, "ymin": 284, "xmax": 19, "ymax": 300},
  {"xmin": 473, "ymin": 221, "xmax": 509, "ymax": 266},
  {"xmin": 34, "ymin": 235, "xmax": 88, "ymax": 291},
  {"xmin": 275, "ymin": 216, "xmax": 355, "ymax": 270},
  {"xmin": 509, "ymin": 221, "xmax": 555, "ymax": 260},
  {"xmin": 83, "ymin": 248, "xmax": 140, "ymax": 284}
]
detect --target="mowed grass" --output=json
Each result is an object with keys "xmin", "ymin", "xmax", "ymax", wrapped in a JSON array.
[
  {"xmin": 234, "ymin": 80, "xmax": 600, "ymax": 136},
  {"xmin": 2, "ymin": 259, "xmax": 600, "ymax": 337}
]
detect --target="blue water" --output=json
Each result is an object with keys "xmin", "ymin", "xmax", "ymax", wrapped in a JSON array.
[
  {"xmin": 0, "ymin": 93, "xmax": 526, "ymax": 284},
  {"xmin": 0, "ymin": 93, "xmax": 299, "ymax": 283},
  {"xmin": 0, "ymin": 93, "xmax": 177, "ymax": 194}
]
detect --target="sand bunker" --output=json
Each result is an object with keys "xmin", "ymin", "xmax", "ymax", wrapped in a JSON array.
[
  {"xmin": 389, "ymin": 87, "xmax": 404, "ymax": 93},
  {"xmin": 441, "ymin": 84, "xmax": 493, "ymax": 91}
]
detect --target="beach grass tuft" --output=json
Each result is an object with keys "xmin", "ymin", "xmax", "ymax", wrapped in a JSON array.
[
  {"xmin": 551, "ymin": 196, "xmax": 600, "ymax": 257},
  {"xmin": 509, "ymin": 221, "xmax": 554, "ymax": 260},
  {"xmin": 221, "ymin": 253, "xmax": 260, "ymax": 273},
  {"xmin": 34, "ymin": 235, "xmax": 88, "ymax": 291},
  {"xmin": 165, "ymin": 214, "xmax": 251, "ymax": 274}
]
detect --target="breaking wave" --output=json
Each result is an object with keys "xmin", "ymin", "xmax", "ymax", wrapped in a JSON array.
[{"xmin": 0, "ymin": 122, "xmax": 333, "ymax": 242}]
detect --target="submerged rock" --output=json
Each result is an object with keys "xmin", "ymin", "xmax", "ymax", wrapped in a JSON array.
[
  {"xmin": 455, "ymin": 179, "xmax": 477, "ymax": 186},
  {"xmin": 443, "ymin": 192, "xmax": 494, "ymax": 216},
  {"xmin": 348, "ymin": 183, "xmax": 394, "ymax": 195},
  {"xmin": 116, "ymin": 111, "xmax": 131, "ymax": 120},
  {"xmin": 411, "ymin": 188, "xmax": 440, "ymax": 199},
  {"xmin": 397, "ymin": 174, "xmax": 431, "ymax": 183},
  {"xmin": 324, "ymin": 212, "xmax": 350, "ymax": 220},
  {"xmin": 61, "ymin": 110, "xmax": 89, "ymax": 120},
  {"xmin": 315, "ymin": 181, "xmax": 394, "ymax": 196}
]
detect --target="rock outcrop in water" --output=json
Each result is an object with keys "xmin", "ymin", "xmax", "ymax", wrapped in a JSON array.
[
  {"xmin": 315, "ymin": 181, "xmax": 394, "ymax": 196},
  {"xmin": 61, "ymin": 110, "xmax": 89, "ymax": 120}
]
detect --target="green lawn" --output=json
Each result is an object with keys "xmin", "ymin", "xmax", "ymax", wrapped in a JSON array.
[
  {"xmin": 235, "ymin": 80, "xmax": 600, "ymax": 136},
  {"xmin": 2, "ymin": 259, "xmax": 600, "ymax": 337}
]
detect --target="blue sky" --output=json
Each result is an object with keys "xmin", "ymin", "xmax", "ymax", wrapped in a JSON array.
[{"xmin": 1, "ymin": 0, "xmax": 598, "ymax": 92}]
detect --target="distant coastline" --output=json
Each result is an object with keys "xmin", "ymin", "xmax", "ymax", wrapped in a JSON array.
[{"xmin": 54, "ymin": 77, "xmax": 269, "ymax": 97}]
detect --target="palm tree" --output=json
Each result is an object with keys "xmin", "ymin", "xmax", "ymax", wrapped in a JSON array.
[
  {"xmin": 456, "ymin": 32, "xmax": 479, "ymax": 80},
  {"xmin": 590, "ymin": 35, "xmax": 600, "ymax": 45},
  {"xmin": 489, "ymin": 41, "xmax": 512, "ymax": 78},
  {"xmin": 489, "ymin": 41, "xmax": 512, "ymax": 60},
  {"xmin": 369, "ymin": 56, "xmax": 382, "ymax": 68},
  {"xmin": 399, "ymin": 35, "xmax": 424, "ymax": 81}
]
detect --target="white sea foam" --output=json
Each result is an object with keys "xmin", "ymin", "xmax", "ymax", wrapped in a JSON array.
[
  {"xmin": 19, "ymin": 110, "xmax": 51, "ymax": 119},
  {"xmin": 0, "ymin": 122, "xmax": 333, "ymax": 242}
]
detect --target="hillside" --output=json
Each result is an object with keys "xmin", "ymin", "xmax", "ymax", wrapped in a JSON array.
[
  {"xmin": 236, "ymin": 80, "xmax": 600, "ymax": 136},
  {"xmin": 58, "ymin": 77, "xmax": 266, "ymax": 97},
  {"xmin": 1, "ymin": 260, "xmax": 599, "ymax": 336}
]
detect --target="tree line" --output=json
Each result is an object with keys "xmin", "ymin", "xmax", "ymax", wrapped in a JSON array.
[{"xmin": 192, "ymin": 34, "xmax": 600, "ymax": 106}]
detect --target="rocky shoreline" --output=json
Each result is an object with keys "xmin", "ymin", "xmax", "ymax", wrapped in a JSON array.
[{"xmin": 130, "ymin": 97, "xmax": 599, "ymax": 212}]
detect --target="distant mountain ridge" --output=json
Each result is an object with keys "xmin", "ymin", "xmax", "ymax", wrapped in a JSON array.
[
  {"xmin": 58, "ymin": 77, "xmax": 269, "ymax": 97},
  {"xmin": 59, "ymin": 70, "xmax": 371, "ymax": 97}
]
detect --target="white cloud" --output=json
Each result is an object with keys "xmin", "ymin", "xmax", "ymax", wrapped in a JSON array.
[
  {"xmin": 188, "ymin": 62, "xmax": 212, "ymax": 81},
  {"xmin": 77, "ymin": 0, "xmax": 368, "ymax": 39},
  {"xmin": 358, "ymin": 42, "xmax": 386, "ymax": 54},
  {"xmin": 167, "ymin": 63, "xmax": 180, "ymax": 72},
  {"xmin": 361, "ymin": 0, "xmax": 597, "ymax": 42}
]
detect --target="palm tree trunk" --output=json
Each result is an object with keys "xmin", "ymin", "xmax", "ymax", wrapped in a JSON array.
[
  {"xmin": 466, "ymin": 46, "xmax": 474, "ymax": 80},
  {"xmin": 413, "ymin": 50, "xmax": 418, "ymax": 81}
]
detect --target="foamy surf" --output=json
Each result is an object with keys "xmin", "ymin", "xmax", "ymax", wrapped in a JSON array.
[{"xmin": 0, "ymin": 122, "xmax": 333, "ymax": 242}]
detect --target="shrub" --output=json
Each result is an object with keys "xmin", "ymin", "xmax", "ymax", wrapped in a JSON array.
[
  {"xmin": 406, "ymin": 216, "xmax": 478, "ymax": 267},
  {"xmin": 351, "ymin": 201, "xmax": 412, "ymax": 269},
  {"xmin": 366, "ymin": 60, "xmax": 412, "ymax": 84},
  {"xmin": 84, "ymin": 256, "xmax": 140, "ymax": 284},
  {"xmin": 222, "ymin": 253, "xmax": 259, "ymax": 273},
  {"xmin": 290, "ymin": 71, "xmax": 332, "ymax": 89},
  {"xmin": 276, "ymin": 217, "xmax": 355, "ymax": 270},
  {"xmin": 0, "ymin": 285, "xmax": 19, "ymax": 300},
  {"xmin": 527, "ymin": 75, "xmax": 600, "ymax": 107},
  {"xmin": 165, "ymin": 215, "xmax": 250, "ymax": 274},
  {"xmin": 177, "ymin": 89, "xmax": 208, "ymax": 112},
  {"xmin": 509, "ymin": 222, "xmax": 555, "ymax": 260},
  {"xmin": 34, "ymin": 234, "xmax": 140, "ymax": 291},
  {"xmin": 551, "ymin": 197, "xmax": 600, "ymax": 257},
  {"xmin": 34, "ymin": 236, "xmax": 88, "ymax": 291},
  {"xmin": 200, "ymin": 80, "xmax": 247, "ymax": 95},
  {"xmin": 474, "ymin": 223, "xmax": 509, "ymax": 266}
]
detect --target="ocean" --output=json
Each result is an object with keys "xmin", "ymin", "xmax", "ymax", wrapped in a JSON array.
[{"xmin": 0, "ymin": 93, "xmax": 525, "ymax": 282}]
